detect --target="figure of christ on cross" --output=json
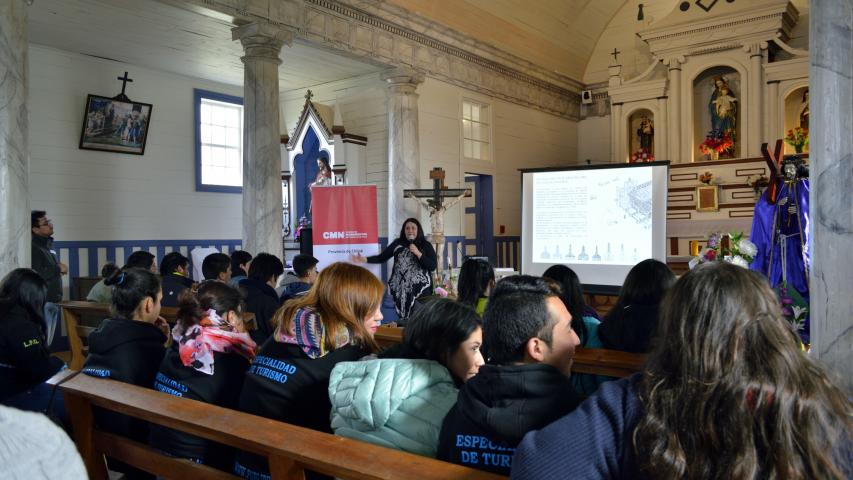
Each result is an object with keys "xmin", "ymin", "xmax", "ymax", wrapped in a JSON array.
[{"xmin": 404, "ymin": 167, "xmax": 471, "ymax": 278}]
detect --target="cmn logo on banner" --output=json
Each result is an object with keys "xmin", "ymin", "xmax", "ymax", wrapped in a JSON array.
[{"xmin": 311, "ymin": 185, "xmax": 381, "ymax": 278}]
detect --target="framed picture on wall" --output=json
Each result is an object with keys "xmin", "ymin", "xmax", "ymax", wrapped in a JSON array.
[
  {"xmin": 696, "ymin": 185, "xmax": 720, "ymax": 212},
  {"xmin": 79, "ymin": 94, "xmax": 153, "ymax": 155}
]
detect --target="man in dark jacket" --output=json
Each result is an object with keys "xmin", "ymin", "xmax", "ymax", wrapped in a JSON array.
[
  {"xmin": 30, "ymin": 210, "xmax": 66, "ymax": 345},
  {"xmin": 437, "ymin": 276, "xmax": 583, "ymax": 476},
  {"xmin": 278, "ymin": 254, "xmax": 318, "ymax": 304},
  {"xmin": 239, "ymin": 253, "xmax": 284, "ymax": 344},
  {"xmin": 159, "ymin": 252, "xmax": 194, "ymax": 307}
]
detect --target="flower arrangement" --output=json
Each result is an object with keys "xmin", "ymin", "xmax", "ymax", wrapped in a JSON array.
[
  {"xmin": 784, "ymin": 127, "xmax": 809, "ymax": 153},
  {"xmin": 779, "ymin": 282, "xmax": 808, "ymax": 334},
  {"xmin": 631, "ymin": 148, "xmax": 654, "ymax": 163},
  {"xmin": 746, "ymin": 174, "xmax": 770, "ymax": 195},
  {"xmin": 690, "ymin": 231, "xmax": 757, "ymax": 269},
  {"xmin": 699, "ymin": 129, "xmax": 734, "ymax": 158},
  {"xmin": 699, "ymin": 171, "xmax": 714, "ymax": 185}
]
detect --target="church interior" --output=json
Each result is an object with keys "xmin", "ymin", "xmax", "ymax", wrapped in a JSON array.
[{"xmin": 1, "ymin": 0, "xmax": 852, "ymax": 478}]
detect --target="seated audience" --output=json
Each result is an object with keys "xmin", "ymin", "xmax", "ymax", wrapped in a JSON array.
[
  {"xmin": 543, "ymin": 264, "xmax": 604, "ymax": 394},
  {"xmin": 0, "ymin": 405, "xmax": 87, "ymax": 480},
  {"xmin": 235, "ymin": 262, "xmax": 382, "ymax": 480},
  {"xmin": 159, "ymin": 252, "xmax": 193, "ymax": 307},
  {"xmin": 598, "ymin": 259, "xmax": 675, "ymax": 353},
  {"xmin": 126, "ymin": 250, "xmax": 158, "ymax": 273},
  {"xmin": 82, "ymin": 267, "xmax": 168, "ymax": 479},
  {"xmin": 202, "ymin": 252, "xmax": 232, "ymax": 283},
  {"xmin": 229, "ymin": 250, "xmax": 253, "ymax": 287},
  {"xmin": 85, "ymin": 262, "xmax": 119, "ymax": 303},
  {"xmin": 456, "ymin": 258, "xmax": 495, "ymax": 315},
  {"xmin": 149, "ymin": 281, "xmax": 256, "ymax": 468},
  {"xmin": 512, "ymin": 262, "xmax": 852, "ymax": 480},
  {"xmin": 328, "ymin": 298, "xmax": 484, "ymax": 457},
  {"xmin": 239, "ymin": 253, "xmax": 284, "ymax": 344},
  {"xmin": 279, "ymin": 254, "xmax": 319, "ymax": 304},
  {"xmin": 437, "ymin": 275, "xmax": 583, "ymax": 476},
  {"xmin": 0, "ymin": 269, "xmax": 65, "ymax": 417}
]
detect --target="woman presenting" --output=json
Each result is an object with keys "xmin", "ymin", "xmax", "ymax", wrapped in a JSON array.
[{"xmin": 353, "ymin": 218, "xmax": 437, "ymax": 320}]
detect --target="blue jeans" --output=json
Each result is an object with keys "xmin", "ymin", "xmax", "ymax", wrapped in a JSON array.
[{"xmin": 2, "ymin": 381, "xmax": 69, "ymax": 430}]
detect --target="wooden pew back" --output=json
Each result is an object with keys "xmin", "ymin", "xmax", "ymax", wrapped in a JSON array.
[{"xmin": 61, "ymin": 374, "xmax": 505, "ymax": 480}]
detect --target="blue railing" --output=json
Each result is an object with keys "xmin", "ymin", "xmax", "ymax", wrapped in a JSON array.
[
  {"xmin": 53, "ymin": 239, "xmax": 242, "ymax": 298},
  {"xmin": 495, "ymin": 236, "xmax": 520, "ymax": 270}
]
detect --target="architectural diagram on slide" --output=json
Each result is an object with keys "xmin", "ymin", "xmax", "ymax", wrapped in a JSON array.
[{"xmin": 616, "ymin": 178, "xmax": 652, "ymax": 228}]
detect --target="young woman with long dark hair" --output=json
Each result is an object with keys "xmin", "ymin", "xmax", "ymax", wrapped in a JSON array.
[
  {"xmin": 0, "ymin": 269, "xmax": 64, "ymax": 413},
  {"xmin": 456, "ymin": 258, "xmax": 494, "ymax": 315},
  {"xmin": 512, "ymin": 262, "xmax": 852, "ymax": 479},
  {"xmin": 328, "ymin": 298, "xmax": 484, "ymax": 457},
  {"xmin": 352, "ymin": 218, "xmax": 437, "ymax": 320},
  {"xmin": 598, "ymin": 259, "xmax": 675, "ymax": 353}
]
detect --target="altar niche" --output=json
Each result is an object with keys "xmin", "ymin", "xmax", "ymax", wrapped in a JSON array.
[
  {"xmin": 628, "ymin": 109, "xmax": 655, "ymax": 160},
  {"xmin": 292, "ymin": 126, "xmax": 332, "ymax": 222},
  {"xmin": 693, "ymin": 66, "xmax": 741, "ymax": 160},
  {"xmin": 784, "ymin": 86, "xmax": 809, "ymax": 155}
]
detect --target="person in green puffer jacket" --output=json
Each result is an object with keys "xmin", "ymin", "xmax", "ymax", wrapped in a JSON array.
[{"xmin": 328, "ymin": 298, "xmax": 484, "ymax": 457}]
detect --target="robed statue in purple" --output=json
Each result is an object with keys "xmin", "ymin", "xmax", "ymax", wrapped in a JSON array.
[{"xmin": 750, "ymin": 145, "xmax": 810, "ymax": 341}]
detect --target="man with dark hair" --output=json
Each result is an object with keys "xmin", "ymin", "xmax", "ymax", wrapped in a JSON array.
[
  {"xmin": 124, "ymin": 251, "xmax": 156, "ymax": 273},
  {"xmin": 436, "ymin": 275, "xmax": 582, "ymax": 476},
  {"xmin": 239, "ymin": 253, "xmax": 284, "ymax": 343},
  {"xmin": 30, "ymin": 210, "xmax": 66, "ymax": 345},
  {"xmin": 279, "ymin": 254, "xmax": 318, "ymax": 304},
  {"xmin": 201, "ymin": 253, "xmax": 231, "ymax": 282},
  {"xmin": 160, "ymin": 252, "xmax": 193, "ymax": 307},
  {"xmin": 229, "ymin": 250, "xmax": 253, "ymax": 287}
]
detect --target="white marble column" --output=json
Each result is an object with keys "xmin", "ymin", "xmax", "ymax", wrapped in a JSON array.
[
  {"xmin": 0, "ymin": 0, "xmax": 30, "ymax": 277},
  {"xmin": 746, "ymin": 43, "xmax": 766, "ymax": 157},
  {"xmin": 809, "ymin": 0, "xmax": 853, "ymax": 391},
  {"xmin": 382, "ymin": 67, "xmax": 425, "ymax": 236},
  {"xmin": 610, "ymin": 102, "xmax": 623, "ymax": 163},
  {"xmin": 232, "ymin": 22, "xmax": 292, "ymax": 259},
  {"xmin": 766, "ymin": 80, "xmax": 780, "ymax": 143},
  {"xmin": 656, "ymin": 96, "xmax": 668, "ymax": 161},
  {"xmin": 666, "ymin": 57, "xmax": 683, "ymax": 162}
]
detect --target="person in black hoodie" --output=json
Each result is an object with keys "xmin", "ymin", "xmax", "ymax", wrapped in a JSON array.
[
  {"xmin": 598, "ymin": 259, "xmax": 675, "ymax": 353},
  {"xmin": 0, "ymin": 269, "xmax": 65, "ymax": 416},
  {"xmin": 82, "ymin": 267, "xmax": 168, "ymax": 479},
  {"xmin": 159, "ymin": 252, "xmax": 194, "ymax": 308},
  {"xmin": 234, "ymin": 262, "xmax": 382, "ymax": 480},
  {"xmin": 149, "ymin": 281, "xmax": 256, "ymax": 469},
  {"xmin": 437, "ymin": 275, "xmax": 583, "ymax": 476},
  {"xmin": 238, "ymin": 253, "xmax": 284, "ymax": 344},
  {"xmin": 278, "ymin": 254, "xmax": 318, "ymax": 304}
]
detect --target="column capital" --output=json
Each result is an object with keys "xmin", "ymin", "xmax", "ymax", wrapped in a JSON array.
[
  {"xmin": 381, "ymin": 67, "xmax": 425, "ymax": 94},
  {"xmin": 232, "ymin": 21, "xmax": 294, "ymax": 61},
  {"xmin": 743, "ymin": 41, "xmax": 768, "ymax": 56},
  {"xmin": 663, "ymin": 55, "xmax": 685, "ymax": 68}
]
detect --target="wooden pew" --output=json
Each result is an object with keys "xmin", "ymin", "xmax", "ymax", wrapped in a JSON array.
[
  {"xmin": 376, "ymin": 326, "xmax": 645, "ymax": 378},
  {"xmin": 60, "ymin": 302, "xmax": 255, "ymax": 370},
  {"xmin": 60, "ymin": 374, "xmax": 505, "ymax": 480}
]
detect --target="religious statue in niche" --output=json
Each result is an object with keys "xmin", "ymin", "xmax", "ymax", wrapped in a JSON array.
[
  {"xmin": 307, "ymin": 156, "xmax": 332, "ymax": 215},
  {"xmin": 709, "ymin": 76, "xmax": 738, "ymax": 152},
  {"xmin": 637, "ymin": 116, "xmax": 654, "ymax": 151},
  {"xmin": 798, "ymin": 89, "xmax": 809, "ymax": 129}
]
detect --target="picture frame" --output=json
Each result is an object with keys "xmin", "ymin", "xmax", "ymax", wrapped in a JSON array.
[
  {"xmin": 696, "ymin": 185, "xmax": 720, "ymax": 212},
  {"xmin": 79, "ymin": 94, "xmax": 153, "ymax": 155}
]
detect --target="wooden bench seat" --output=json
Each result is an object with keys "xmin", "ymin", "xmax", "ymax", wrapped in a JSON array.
[{"xmin": 60, "ymin": 374, "xmax": 505, "ymax": 480}]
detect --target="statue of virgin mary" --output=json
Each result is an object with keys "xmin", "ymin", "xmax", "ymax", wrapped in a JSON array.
[{"xmin": 709, "ymin": 76, "xmax": 738, "ymax": 142}]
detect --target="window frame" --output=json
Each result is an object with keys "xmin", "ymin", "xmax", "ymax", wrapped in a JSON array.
[
  {"xmin": 194, "ymin": 89, "xmax": 244, "ymax": 193},
  {"xmin": 461, "ymin": 99, "xmax": 492, "ymax": 162}
]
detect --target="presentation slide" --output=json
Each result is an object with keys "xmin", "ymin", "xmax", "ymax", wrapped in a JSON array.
[{"xmin": 521, "ymin": 162, "xmax": 668, "ymax": 288}]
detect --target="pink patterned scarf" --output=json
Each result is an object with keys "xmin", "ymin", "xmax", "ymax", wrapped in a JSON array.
[{"xmin": 172, "ymin": 309, "xmax": 257, "ymax": 375}]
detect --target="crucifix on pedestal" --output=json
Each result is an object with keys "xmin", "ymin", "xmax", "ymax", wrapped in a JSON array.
[{"xmin": 404, "ymin": 167, "xmax": 471, "ymax": 279}]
